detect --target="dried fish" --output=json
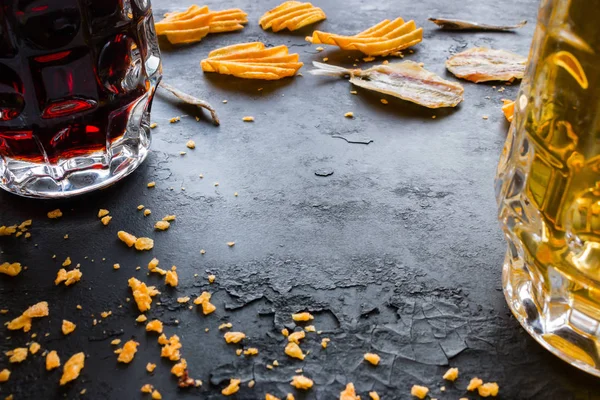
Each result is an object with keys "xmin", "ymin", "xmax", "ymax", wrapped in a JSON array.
[
  {"xmin": 445, "ymin": 48, "xmax": 527, "ymax": 83},
  {"xmin": 309, "ymin": 61, "xmax": 464, "ymax": 108},
  {"xmin": 428, "ymin": 18, "xmax": 527, "ymax": 31},
  {"xmin": 158, "ymin": 82, "xmax": 220, "ymax": 125}
]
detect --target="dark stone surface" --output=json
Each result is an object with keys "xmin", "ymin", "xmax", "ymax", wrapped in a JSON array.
[{"xmin": 1, "ymin": 0, "xmax": 600, "ymax": 399}]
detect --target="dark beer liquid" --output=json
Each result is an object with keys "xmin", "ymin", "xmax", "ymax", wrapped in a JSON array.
[{"xmin": 0, "ymin": 0, "xmax": 161, "ymax": 163}]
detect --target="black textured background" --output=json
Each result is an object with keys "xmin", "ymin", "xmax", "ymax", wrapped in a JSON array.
[{"xmin": 2, "ymin": 0, "xmax": 600, "ymax": 399}]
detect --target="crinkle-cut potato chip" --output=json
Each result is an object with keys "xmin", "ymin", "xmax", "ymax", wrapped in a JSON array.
[
  {"xmin": 306, "ymin": 17, "xmax": 422, "ymax": 55},
  {"xmin": 260, "ymin": 2, "xmax": 326, "ymax": 32},
  {"xmin": 156, "ymin": 5, "xmax": 248, "ymax": 44},
  {"xmin": 445, "ymin": 47, "xmax": 527, "ymax": 83},
  {"xmin": 164, "ymin": 27, "xmax": 210, "ymax": 45},
  {"xmin": 202, "ymin": 42, "xmax": 303, "ymax": 80},
  {"xmin": 309, "ymin": 61, "xmax": 464, "ymax": 108},
  {"xmin": 502, "ymin": 99, "xmax": 515, "ymax": 122}
]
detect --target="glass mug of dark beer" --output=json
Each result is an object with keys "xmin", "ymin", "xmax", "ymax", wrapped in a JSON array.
[{"xmin": 0, "ymin": 0, "xmax": 162, "ymax": 198}]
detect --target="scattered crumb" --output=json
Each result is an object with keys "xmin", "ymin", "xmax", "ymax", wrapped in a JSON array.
[
  {"xmin": 0, "ymin": 262, "xmax": 22, "ymax": 277},
  {"xmin": 222, "ymin": 100, "xmax": 228, "ymax": 104},
  {"xmin": 285, "ymin": 342, "xmax": 305, "ymax": 360},
  {"xmin": 380, "ymin": 99, "xmax": 388, "ymax": 104},
  {"xmin": 179, "ymin": 151, "xmax": 186, "ymax": 156},
  {"xmin": 478, "ymin": 382, "xmax": 499, "ymax": 397},
  {"xmin": 101, "ymin": 311, "xmax": 112, "ymax": 318},
  {"xmin": 101, "ymin": 216, "xmax": 112, "ymax": 225},
  {"xmin": 242, "ymin": 116, "xmax": 255, "ymax": 122},
  {"xmin": 46, "ymin": 351, "xmax": 60, "ymax": 371},
  {"xmin": 344, "ymin": 112, "xmax": 354, "ymax": 118},
  {"xmin": 243, "ymin": 348, "xmax": 258, "ymax": 356},
  {"xmin": 170, "ymin": 358, "xmax": 187, "ymax": 377},
  {"xmin": 467, "ymin": 377, "xmax": 483, "ymax": 391},
  {"xmin": 443, "ymin": 367, "xmax": 459, "ymax": 381},
  {"xmin": 369, "ymin": 392, "xmax": 380, "ymax": 400},
  {"xmin": 287, "ymin": 394, "xmax": 295, "ymax": 400},
  {"xmin": 60, "ymin": 352, "xmax": 85, "ymax": 385},
  {"xmin": 118, "ymin": 231, "xmax": 137, "ymax": 247},
  {"xmin": 163, "ymin": 215, "xmax": 176, "ymax": 221},
  {"xmin": 47, "ymin": 209, "xmax": 62, "ymax": 219},
  {"xmin": 150, "ymin": 123, "xmax": 158, "ymax": 129},
  {"xmin": 129, "ymin": 277, "xmax": 160, "ymax": 312},
  {"xmin": 266, "ymin": 394, "xmax": 279, "ymax": 400},
  {"xmin": 222, "ymin": 378, "xmax": 241, "ymax": 396},
  {"xmin": 146, "ymin": 320, "xmax": 163, "ymax": 334},
  {"xmin": 363, "ymin": 56, "xmax": 375, "ymax": 62},
  {"xmin": 219, "ymin": 323, "xmax": 233, "ymax": 330},
  {"xmin": 116, "ymin": 340, "xmax": 139, "ymax": 363},
  {"xmin": 62, "ymin": 320, "xmax": 76, "ymax": 335},
  {"xmin": 6, "ymin": 348, "xmax": 27, "ymax": 363},
  {"xmin": 151, "ymin": 390, "xmax": 162, "ymax": 399},
  {"xmin": 110, "ymin": 339, "xmax": 121, "ymax": 345},
  {"xmin": 482, "ymin": 115, "xmax": 489, "ymax": 120},
  {"xmin": 364, "ymin": 353, "xmax": 380, "ymax": 366},
  {"xmin": 281, "ymin": 328, "xmax": 289, "ymax": 337},
  {"xmin": 288, "ymin": 331, "xmax": 305, "ymax": 344},
  {"xmin": 208, "ymin": 274, "xmax": 216, "ymax": 283},
  {"xmin": 234, "ymin": 192, "xmax": 238, "ymax": 197},
  {"xmin": 224, "ymin": 332, "xmax": 246, "ymax": 344},
  {"xmin": 194, "ymin": 292, "xmax": 216, "ymax": 315},
  {"xmin": 144, "ymin": 209, "xmax": 151, "ymax": 216},
  {"xmin": 113, "ymin": 263, "xmax": 120, "ymax": 270},
  {"xmin": 236, "ymin": 349, "xmax": 243, "ymax": 356},
  {"xmin": 382, "ymin": 60, "xmax": 389, "ymax": 65},
  {"xmin": 304, "ymin": 325, "xmax": 316, "ymax": 332},
  {"xmin": 321, "ymin": 338, "xmax": 330, "ymax": 349},
  {"xmin": 165, "ymin": 267, "xmax": 178, "ymax": 287},
  {"xmin": 134, "ymin": 237, "xmax": 154, "ymax": 251},
  {"xmin": 55, "ymin": 268, "xmax": 82, "ymax": 286},
  {"xmin": 7, "ymin": 301, "xmax": 49, "ymax": 332},
  {"xmin": 177, "ymin": 297, "xmax": 190, "ymax": 303},
  {"xmin": 316, "ymin": 46, "xmax": 324, "ymax": 51},
  {"xmin": 200, "ymin": 249, "xmax": 206, "ymax": 255},
  {"xmin": 137, "ymin": 205, "xmax": 144, "ymax": 210},
  {"xmin": 98, "ymin": 209, "xmax": 110, "ymax": 218},
  {"xmin": 147, "ymin": 182, "xmax": 156, "ymax": 188},
  {"xmin": 29, "ymin": 342, "xmax": 40, "ymax": 354},
  {"xmin": 186, "ymin": 140, "xmax": 196, "ymax": 149},
  {"xmin": 155, "ymin": 220, "xmax": 170, "ymax": 231},
  {"xmin": 322, "ymin": 57, "xmax": 329, "ymax": 62},
  {"xmin": 350, "ymin": 90, "xmax": 357, "ymax": 95},
  {"xmin": 411, "ymin": 385, "xmax": 429, "ymax": 399},
  {"xmin": 432, "ymin": 115, "xmax": 436, "ymax": 119},
  {"xmin": 292, "ymin": 312, "xmax": 314, "ymax": 322},
  {"xmin": 273, "ymin": 360, "xmax": 279, "ymax": 366},
  {"xmin": 290, "ymin": 376, "xmax": 313, "ymax": 390},
  {"xmin": 169, "ymin": 116, "xmax": 180, "ymax": 123},
  {"xmin": 340, "ymin": 383, "xmax": 360, "ymax": 399}
]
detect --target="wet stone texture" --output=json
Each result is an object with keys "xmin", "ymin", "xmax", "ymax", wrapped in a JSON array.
[{"xmin": 1, "ymin": 0, "xmax": 600, "ymax": 399}]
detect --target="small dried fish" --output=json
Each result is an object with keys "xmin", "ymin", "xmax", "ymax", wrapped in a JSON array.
[
  {"xmin": 446, "ymin": 48, "xmax": 527, "ymax": 83},
  {"xmin": 158, "ymin": 82, "xmax": 220, "ymax": 125},
  {"xmin": 428, "ymin": 18, "xmax": 527, "ymax": 31},
  {"xmin": 310, "ymin": 61, "xmax": 464, "ymax": 108}
]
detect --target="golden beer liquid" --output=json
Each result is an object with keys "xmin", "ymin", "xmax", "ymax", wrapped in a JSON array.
[{"xmin": 496, "ymin": 0, "xmax": 600, "ymax": 375}]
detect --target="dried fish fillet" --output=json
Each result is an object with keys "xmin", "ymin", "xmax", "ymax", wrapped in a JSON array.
[
  {"xmin": 159, "ymin": 82, "xmax": 220, "ymax": 125},
  {"xmin": 310, "ymin": 61, "xmax": 464, "ymax": 108},
  {"xmin": 428, "ymin": 18, "xmax": 527, "ymax": 31},
  {"xmin": 446, "ymin": 48, "xmax": 527, "ymax": 83}
]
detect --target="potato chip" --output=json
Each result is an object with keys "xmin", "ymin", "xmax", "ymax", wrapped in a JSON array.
[
  {"xmin": 202, "ymin": 42, "xmax": 303, "ymax": 80},
  {"xmin": 163, "ymin": 5, "xmax": 209, "ymax": 21},
  {"xmin": 164, "ymin": 27, "xmax": 210, "ymax": 45},
  {"xmin": 155, "ymin": 13, "xmax": 212, "ymax": 35},
  {"xmin": 306, "ymin": 17, "xmax": 422, "ymax": 56},
  {"xmin": 260, "ymin": 2, "xmax": 326, "ymax": 32}
]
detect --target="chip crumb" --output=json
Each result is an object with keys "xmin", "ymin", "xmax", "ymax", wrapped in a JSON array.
[
  {"xmin": 344, "ymin": 112, "xmax": 354, "ymax": 118},
  {"xmin": 364, "ymin": 352, "xmax": 380, "ymax": 366},
  {"xmin": 47, "ymin": 209, "xmax": 63, "ymax": 219},
  {"xmin": 288, "ymin": 330, "xmax": 305, "ymax": 344},
  {"xmin": 134, "ymin": 237, "xmax": 154, "ymax": 251},
  {"xmin": 380, "ymin": 99, "xmax": 388, "ymax": 104},
  {"xmin": 382, "ymin": 60, "xmax": 389, "ymax": 65},
  {"xmin": 150, "ymin": 122, "xmax": 158, "ymax": 129},
  {"xmin": 369, "ymin": 391, "xmax": 380, "ymax": 400},
  {"xmin": 118, "ymin": 231, "xmax": 137, "ymax": 247},
  {"xmin": 236, "ymin": 349, "xmax": 243, "ymax": 356},
  {"xmin": 163, "ymin": 215, "xmax": 176, "ymax": 222},
  {"xmin": 194, "ymin": 292, "xmax": 216, "ymax": 315},
  {"xmin": 273, "ymin": 360, "xmax": 279, "ymax": 366},
  {"xmin": 147, "ymin": 182, "xmax": 156, "ymax": 188},
  {"xmin": 304, "ymin": 325, "xmax": 316, "ymax": 332},
  {"xmin": 285, "ymin": 342, "xmax": 305, "ymax": 360},
  {"xmin": 146, "ymin": 320, "xmax": 163, "ymax": 334},
  {"xmin": 137, "ymin": 205, "xmax": 144, "ymax": 210},
  {"xmin": 482, "ymin": 115, "xmax": 489, "ymax": 120},
  {"xmin": 243, "ymin": 348, "xmax": 258, "ymax": 356},
  {"xmin": 350, "ymin": 90, "xmax": 358, "ymax": 95},
  {"xmin": 467, "ymin": 377, "xmax": 483, "ymax": 391},
  {"xmin": 363, "ymin": 56, "xmax": 375, "ymax": 62},
  {"xmin": 76, "ymin": 304, "xmax": 82, "ymax": 310},
  {"xmin": 155, "ymin": 220, "xmax": 170, "ymax": 231},
  {"xmin": 227, "ymin": 241, "xmax": 235, "ymax": 247},
  {"xmin": 287, "ymin": 394, "xmax": 295, "ymax": 400},
  {"xmin": 290, "ymin": 375, "xmax": 313, "ymax": 390},
  {"xmin": 478, "ymin": 382, "xmax": 499, "ymax": 397},
  {"xmin": 165, "ymin": 267, "xmax": 178, "ymax": 287},
  {"xmin": 242, "ymin": 116, "xmax": 255, "ymax": 122},
  {"xmin": 266, "ymin": 394, "xmax": 279, "ymax": 400},
  {"xmin": 322, "ymin": 57, "xmax": 329, "ymax": 62},
  {"xmin": 340, "ymin": 383, "xmax": 359, "ymax": 399},
  {"xmin": 179, "ymin": 151, "xmax": 186, "ymax": 156},
  {"xmin": 151, "ymin": 389, "xmax": 162, "ymax": 399},
  {"xmin": 321, "ymin": 338, "xmax": 330, "ymax": 349},
  {"xmin": 46, "ymin": 350, "xmax": 60, "ymax": 371},
  {"xmin": 0, "ymin": 262, "xmax": 22, "ymax": 277},
  {"xmin": 144, "ymin": 209, "xmax": 151, "ymax": 217},
  {"xmin": 186, "ymin": 140, "xmax": 196, "ymax": 149},
  {"xmin": 62, "ymin": 320, "xmax": 76, "ymax": 335},
  {"xmin": 101, "ymin": 215, "xmax": 112, "ymax": 225},
  {"xmin": 117, "ymin": 340, "xmax": 139, "ymax": 363},
  {"xmin": 234, "ymin": 192, "xmax": 238, "ymax": 197},
  {"xmin": 316, "ymin": 46, "xmax": 324, "ymax": 51},
  {"xmin": 113, "ymin": 263, "xmax": 120, "ymax": 270},
  {"xmin": 177, "ymin": 296, "xmax": 190, "ymax": 303},
  {"xmin": 443, "ymin": 367, "xmax": 459, "ymax": 381},
  {"xmin": 110, "ymin": 339, "xmax": 121, "ymax": 345},
  {"xmin": 60, "ymin": 352, "xmax": 85, "ymax": 385},
  {"xmin": 170, "ymin": 358, "xmax": 187, "ymax": 377},
  {"xmin": 146, "ymin": 362, "xmax": 156, "ymax": 373},
  {"xmin": 222, "ymin": 100, "xmax": 228, "ymax": 104},
  {"xmin": 55, "ymin": 268, "xmax": 82, "ymax": 286},
  {"xmin": 222, "ymin": 378, "xmax": 241, "ymax": 396},
  {"xmin": 281, "ymin": 328, "xmax": 289, "ymax": 337},
  {"xmin": 224, "ymin": 332, "xmax": 246, "ymax": 344},
  {"xmin": 129, "ymin": 277, "xmax": 160, "ymax": 312},
  {"xmin": 292, "ymin": 312, "xmax": 314, "ymax": 322},
  {"xmin": 411, "ymin": 385, "xmax": 429, "ymax": 399},
  {"xmin": 101, "ymin": 311, "xmax": 112, "ymax": 318},
  {"xmin": 29, "ymin": 342, "xmax": 40, "ymax": 354},
  {"xmin": 169, "ymin": 116, "xmax": 180, "ymax": 123},
  {"xmin": 141, "ymin": 384, "xmax": 153, "ymax": 394},
  {"xmin": 219, "ymin": 322, "xmax": 233, "ymax": 330}
]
